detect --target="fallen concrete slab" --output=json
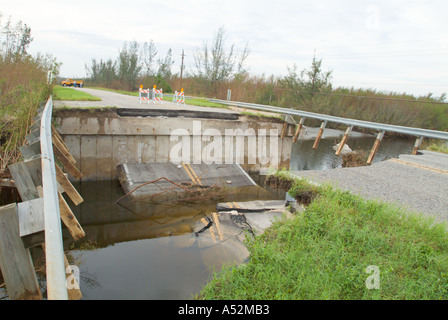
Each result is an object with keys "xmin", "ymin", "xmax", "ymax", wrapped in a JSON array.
[
  {"xmin": 216, "ymin": 200, "xmax": 286, "ymax": 213},
  {"xmin": 216, "ymin": 200, "xmax": 291, "ymax": 234},
  {"xmin": 117, "ymin": 162, "xmax": 257, "ymax": 199},
  {"xmin": 193, "ymin": 200, "xmax": 295, "ymax": 251}
]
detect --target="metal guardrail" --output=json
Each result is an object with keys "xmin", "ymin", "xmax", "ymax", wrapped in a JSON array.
[
  {"xmin": 40, "ymin": 96, "xmax": 68, "ymax": 300},
  {"xmin": 208, "ymin": 98, "xmax": 448, "ymax": 141}
]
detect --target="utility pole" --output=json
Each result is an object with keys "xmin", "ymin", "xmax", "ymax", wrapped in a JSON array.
[{"xmin": 180, "ymin": 49, "xmax": 185, "ymax": 89}]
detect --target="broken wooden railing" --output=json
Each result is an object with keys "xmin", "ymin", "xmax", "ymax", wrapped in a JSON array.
[
  {"xmin": 208, "ymin": 98, "xmax": 448, "ymax": 164},
  {"xmin": 0, "ymin": 96, "xmax": 84, "ymax": 300}
]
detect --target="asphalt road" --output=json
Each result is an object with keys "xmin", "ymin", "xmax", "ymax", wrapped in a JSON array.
[
  {"xmin": 291, "ymin": 150, "xmax": 448, "ymax": 222},
  {"xmin": 53, "ymin": 87, "xmax": 239, "ymax": 115}
]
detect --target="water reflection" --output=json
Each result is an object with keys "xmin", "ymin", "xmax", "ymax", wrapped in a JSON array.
[{"xmin": 65, "ymin": 178, "xmax": 285, "ymax": 300}]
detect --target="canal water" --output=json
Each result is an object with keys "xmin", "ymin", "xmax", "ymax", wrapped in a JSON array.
[
  {"xmin": 63, "ymin": 135, "xmax": 414, "ymax": 300},
  {"xmin": 291, "ymin": 134, "xmax": 415, "ymax": 171},
  {"xmin": 65, "ymin": 178, "xmax": 286, "ymax": 300}
]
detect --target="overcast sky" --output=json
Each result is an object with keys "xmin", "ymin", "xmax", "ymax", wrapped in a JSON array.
[{"xmin": 1, "ymin": 0, "xmax": 447, "ymax": 97}]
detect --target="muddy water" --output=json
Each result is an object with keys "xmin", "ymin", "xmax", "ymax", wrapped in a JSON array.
[
  {"xmin": 65, "ymin": 178, "xmax": 285, "ymax": 300},
  {"xmin": 291, "ymin": 135, "xmax": 414, "ymax": 171},
  {"xmin": 65, "ymin": 135, "xmax": 413, "ymax": 300}
]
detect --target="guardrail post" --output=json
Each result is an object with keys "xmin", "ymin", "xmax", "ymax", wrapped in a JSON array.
[
  {"xmin": 367, "ymin": 130, "xmax": 385, "ymax": 165},
  {"xmin": 335, "ymin": 125, "xmax": 353, "ymax": 156},
  {"xmin": 412, "ymin": 136, "xmax": 423, "ymax": 155},
  {"xmin": 313, "ymin": 121, "xmax": 327, "ymax": 149},
  {"xmin": 293, "ymin": 118, "xmax": 305, "ymax": 143},
  {"xmin": 280, "ymin": 115, "xmax": 295, "ymax": 140}
]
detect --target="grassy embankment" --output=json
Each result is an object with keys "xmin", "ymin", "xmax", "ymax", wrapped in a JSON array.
[
  {"xmin": 423, "ymin": 140, "xmax": 448, "ymax": 154},
  {"xmin": 197, "ymin": 171, "xmax": 448, "ymax": 300}
]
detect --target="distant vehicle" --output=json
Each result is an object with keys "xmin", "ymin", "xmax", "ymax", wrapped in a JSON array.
[{"xmin": 61, "ymin": 78, "xmax": 84, "ymax": 87}]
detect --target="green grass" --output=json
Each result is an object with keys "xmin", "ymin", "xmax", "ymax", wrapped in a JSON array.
[
  {"xmin": 240, "ymin": 111, "xmax": 284, "ymax": 121},
  {"xmin": 197, "ymin": 172, "xmax": 448, "ymax": 300},
  {"xmin": 52, "ymin": 85, "xmax": 101, "ymax": 101},
  {"xmin": 89, "ymin": 87, "xmax": 138, "ymax": 96},
  {"xmin": 182, "ymin": 97, "xmax": 228, "ymax": 109},
  {"xmin": 424, "ymin": 140, "xmax": 448, "ymax": 154}
]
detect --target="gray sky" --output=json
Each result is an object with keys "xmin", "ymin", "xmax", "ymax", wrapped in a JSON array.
[{"xmin": 1, "ymin": 0, "xmax": 447, "ymax": 97}]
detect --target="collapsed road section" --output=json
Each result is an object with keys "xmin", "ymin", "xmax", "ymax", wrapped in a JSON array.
[{"xmin": 116, "ymin": 162, "xmax": 257, "ymax": 200}]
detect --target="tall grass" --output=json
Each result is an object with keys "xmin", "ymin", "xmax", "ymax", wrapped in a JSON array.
[
  {"xmin": 0, "ymin": 56, "xmax": 51, "ymax": 172},
  {"xmin": 0, "ymin": 13, "xmax": 57, "ymax": 173},
  {"xmin": 423, "ymin": 139, "xmax": 448, "ymax": 154},
  {"xmin": 198, "ymin": 173, "xmax": 448, "ymax": 300}
]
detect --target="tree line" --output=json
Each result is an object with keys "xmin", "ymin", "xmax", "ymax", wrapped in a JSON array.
[
  {"xmin": 86, "ymin": 25, "xmax": 447, "ymax": 132},
  {"xmin": 84, "ymin": 26, "xmax": 251, "ymax": 92},
  {"xmin": 85, "ymin": 40, "xmax": 174, "ymax": 91}
]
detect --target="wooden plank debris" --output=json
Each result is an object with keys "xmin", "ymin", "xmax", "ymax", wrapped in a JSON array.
[
  {"xmin": 55, "ymin": 164, "xmax": 83, "ymax": 206},
  {"xmin": 19, "ymin": 139, "xmax": 40, "ymax": 160},
  {"xmin": 52, "ymin": 130, "xmax": 76, "ymax": 164},
  {"xmin": 18, "ymin": 198, "xmax": 45, "ymax": 248},
  {"xmin": 53, "ymin": 145, "xmax": 83, "ymax": 179},
  {"xmin": 8, "ymin": 162, "xmax": 40, "ymax": 201},
  {"xmin": 0, "ymin": 100, "xmax": 84, "ymax": 300},
  {"xmin": 117, "ymin": 162, "xmax": 257, "ymax": 198},
  {"xmin": 217, "ymin": 200, "xmax": 286, "ymax": 213},
  {"xmin": 58, "ymin": 191, "xmax": 85, "ymax": 241},
  {"xmin": 0, "ymin": 203, "xmax": 42, "ymax": 300}
]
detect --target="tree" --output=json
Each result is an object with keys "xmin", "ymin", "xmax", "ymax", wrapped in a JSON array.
[
  {"xmin": 141, "ymin": 40, "xmax": 157, "ymax": 77},
  {"xmin": 157, "ymin": 48, "xmax": 174, "ymax": 80},
  {"xmin": 34, "ymin": 52, "xmax": 62, "ymax": 79},
  {"xmin": 234, "ymin": 41, "xmax": 250, "ymax": 80},
  {"xmin": 193, "ymin": 26, "xmax": 249, "ymax": 82},
  {"xmin": 85, "ymin": 58, "xmax": 101, "ymax": 82},
  {"xmin": 0, "ymin": 13, "xmax": 33, "ymax": 61},
  {"xmin": 117, "ymin": 40, "xmax": 141, "ymax": 90},
  {"xmin": 85, "ymin": 58, "xmax": 117, "ymax": 86},
  {"xmin": 280, "ymin": 55, "xmax": 332, "ymax": 108}
]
